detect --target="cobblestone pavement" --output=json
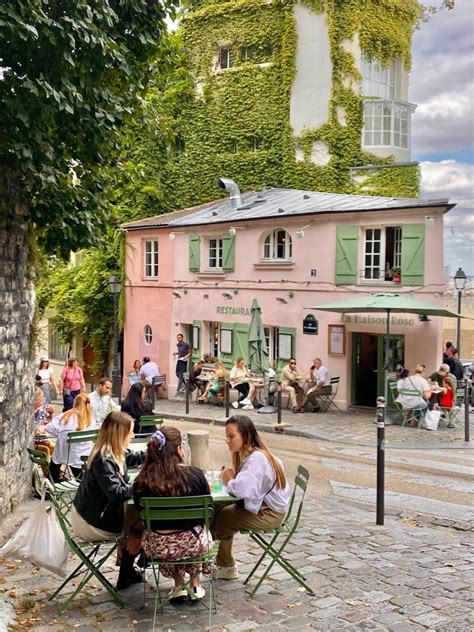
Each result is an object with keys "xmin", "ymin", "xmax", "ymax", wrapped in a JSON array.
[
  {"xmin": 1, "ymin": 493, "xmax": 472, "ymax": 631},
  {"xmin": 153, "ymin": 398, "xmax": 474, "ymax": 450}
]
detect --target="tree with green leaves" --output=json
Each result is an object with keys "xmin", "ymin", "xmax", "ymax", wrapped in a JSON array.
[{"xmin": 0, "ymin": 0, "xmax": 176, "ymax": 522}]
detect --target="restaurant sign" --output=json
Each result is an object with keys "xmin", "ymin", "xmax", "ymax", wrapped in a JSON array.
[
  {"xmin": 341, "ymin": 314, "xmax": 415, "ymax": 326},
  {"xmin": 216, "ymin": 306, "xmax": 251, "ymax": 316}
]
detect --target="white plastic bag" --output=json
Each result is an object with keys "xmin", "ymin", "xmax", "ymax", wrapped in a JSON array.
[
  {"xmin": 0, "ymin": 487, "xmax": 69, "ymax": 577},
  {"xmin": 422, "ymin": 409, "xmax": 441, "ymax": 431}
]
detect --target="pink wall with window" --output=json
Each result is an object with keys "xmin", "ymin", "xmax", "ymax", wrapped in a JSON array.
[{"xmin": 124, "ymin": 204, "xmax": 447, "ymax": 407}]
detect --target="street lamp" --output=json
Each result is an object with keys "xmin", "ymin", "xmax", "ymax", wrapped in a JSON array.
[
  {"xmin": 108, "ymin": 275, "xmax": 122, "ymax": 399},
  {"xmin": 453, "ymin": 267, "xmax": 466, "ymax": 355}
]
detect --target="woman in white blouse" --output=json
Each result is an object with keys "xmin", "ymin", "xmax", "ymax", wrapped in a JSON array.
[
  {"xmin": 213, "ymin": 415, "xmax": 291, "ymax": 580},
  {"xmin": 47, "ymin": 393, "xmax": 97, "ymax": 482}
]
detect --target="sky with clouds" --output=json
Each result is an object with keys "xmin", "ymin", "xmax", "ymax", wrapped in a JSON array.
[{"xmin": 409, "ymin": 0, "xmax": 474, "ymax": 277}]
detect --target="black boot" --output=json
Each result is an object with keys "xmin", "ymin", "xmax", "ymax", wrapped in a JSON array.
[{"xmin": 116, "ymin": 550, "xmax": 143, "ymax": 590}]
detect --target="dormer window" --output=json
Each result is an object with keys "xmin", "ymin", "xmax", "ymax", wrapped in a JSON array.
[{"xmin": 263, "ymin": 229, "xmax": 292, "ymax": 260}]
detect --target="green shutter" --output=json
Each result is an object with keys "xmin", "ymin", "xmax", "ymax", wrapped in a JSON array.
[
  {"xmin": 222, "ymin": 233, "xmax": 235, "ymax": 271},
  {"xmin": 335, "ymin": 225, "xmax": 358, "ymax": 285},
  {"xmin": 191, "ymin": 320, "xmax": 201, "ymax": 363},
  {"xmin": 189, "ymin": 234, "xmax": 200, "ymax": 272},
  {"xmin": 232, "ymin": 323, "xmax": 249, "ymax": 365},
  {"xmin": 401, "ymin": 224, "xmax": 425, "ymax": 286}
]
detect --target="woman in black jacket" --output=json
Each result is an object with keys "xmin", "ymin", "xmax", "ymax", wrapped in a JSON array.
[
  {"xmin": 120, "ymin": 382, "xmax": 154, "ymax": 433},
  {"xmin": 72, "ymin": 411, "xmax": 145, "ymax": 589}
]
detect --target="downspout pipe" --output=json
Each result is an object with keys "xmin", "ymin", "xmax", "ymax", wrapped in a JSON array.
[{"xmin": 216, "ymin": 177, "xmax": 242, "ymax": 208}]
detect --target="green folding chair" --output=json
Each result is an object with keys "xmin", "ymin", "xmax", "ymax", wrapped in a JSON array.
[
  {"xmin": 138, "ymin": 414, "xmax": 164, "ymax": 433},
  {"xmin": 140, "ymin": 495, "xmax": 218, "ymax": 629},
  {"xmin": 399, "ymin": 389, "xmax": 426, "ymax": 428},
  {"xmin": 27, "ymin": 448, "xmax": 80, "ymax": 517},
  {"xmin": 318, "ymin": 377, "xmax": 341, "ymax": 412},
  {"xmin": 43, "ymin": 480, "xmax": 125, "ymax": 612},
  {"xmin": 241, "ymin": 465, "xmax": 315, "ymax": 598},
  {"xmin": 65, "ymin": 429, "xmax": 99, "ymax": 477},
  {"xmin": 440, "ymin": 388, "xmax": 464, "ymax": 427},
  {"xmin": 389, "ymin": 381, "xmax": 404, "ymax": 423}
]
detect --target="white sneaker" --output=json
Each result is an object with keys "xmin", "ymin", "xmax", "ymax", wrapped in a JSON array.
[
  {"xmin": 168, "ymin": 586, "xmax": 187, "ymax": 600},
  {"xmin": 231, "ymin": 401, "xmax": 239, "ymax": 409},
  {"xmin": 240, "ymin": 398, "xmax": 251, "ymax": 406},
  {"xmin": 190, "ymin": 585, "xmax": 206, "ymax": 600},
  {"xmin": 217, "ymin": 565, "xmax": 239, "ymax": 580},
  {"xmin": 242, "ymin": 404, "xmax": 254, "ymax": 410}
]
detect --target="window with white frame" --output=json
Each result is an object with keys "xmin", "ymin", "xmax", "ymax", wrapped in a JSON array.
[
  {"xmin": 263, "ymin": 229, "xmax": 292, "ymax": 260},
  {"xmin": 219, "ymin": 47, "xmax": 233, "ymax": 69},
  {"xmin": 144, "ymin": 240, "xmax": 159, "ymax": 278},
  {"xmin": 241, "ymin": 44, "xmax": 256, "ymax": 60},
  {"xmin": 361, "ymin": 56, "xmax": 402, "ymax": 100},
  {"xmin": 208, "ymin": 238, "xmax": 223, "ymax": 269},
  {"xmin": 144, "ymin": 324, "xmax": 153, "ymax": 345},
  {"xmin": 363, "ymin": 226, "xmax": 402, "ymax": 281},
  {"xmin": 264, "ymin": 326, "xmax": 277, "ymax": 365},
  {"xmin": 363, "ymin": 100, "xmax": 410, "ymax": 149},
  {"xmin": 48, "ymin": 322, "xmax": 68, "ymax": 360}
]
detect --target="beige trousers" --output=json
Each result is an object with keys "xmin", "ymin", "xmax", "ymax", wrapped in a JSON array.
[{"xmin": 212, "ymin": 503, "xmax": 285, "ymax": 567}]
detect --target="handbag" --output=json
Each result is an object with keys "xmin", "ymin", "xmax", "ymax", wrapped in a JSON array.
[
  {"xmin": 0, "ymin": 486, "xmax": 69, "ymax": 577},
  {"xmin": 422, "ymin": 409, "xmax": 441, "ymax": 431},
  {"xmin": 63, "ymin": 387, "xmax": 71, "ymax": 396}
]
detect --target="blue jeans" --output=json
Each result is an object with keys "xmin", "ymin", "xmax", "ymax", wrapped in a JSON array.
[
  {"xmin": 176, "ymin": 360, "xmax": 187, "ymax": 391},
  {"xmin": 63, "ymin": 389, "xmax": 81, "ymax": 412}
]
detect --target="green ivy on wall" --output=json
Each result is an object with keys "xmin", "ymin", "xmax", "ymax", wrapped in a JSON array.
[{"xmin": 164, "ymin": 0, "xmax": 422, "ymax": 207}]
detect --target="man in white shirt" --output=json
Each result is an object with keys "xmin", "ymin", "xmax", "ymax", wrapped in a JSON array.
[
  {"xmin": 89, "ymin": 378, "xmax": 120, "ymax": 427},
  {"xmin": 296, "ymin": 358, "xmax": 331, "ymax": 412},
  {"xmin": 140, "ymin": 356, "xmax": 165, "ymax": 396}
]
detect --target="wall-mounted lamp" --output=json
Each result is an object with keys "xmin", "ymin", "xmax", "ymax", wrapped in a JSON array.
[
  {"xmin": 296, "ymin": 224, "xmax": 311, "ymax": 239},
  {"xmin": 419, "ymin": 314, "xmax": 431, "ymax": 322},
  {"xmin": 287, "ymin": 291, "xmax": 294, "ymax": 299},
  {"xmin": 172, "ymin": 291, "xmax": 181, "ymax": 299},
  {"xmin": 233, "ymin": 288, "xmax": 239, "ymax": 295},
  {"xmin": 228, "ymin": 226, "xmax": 245, "ymax": 236},
  {"xmin": 222, "ymin": 292, "xmax": 233, "ymax": 300},
  {"xmin": 425, "ymin": 216, "xmax": 434, "ymax": 226},
  {"xmin": 276, "ymin": 297, "xmax": 288, "ymax": 304},
  {"xmin": 169, "ymin": 232, "xmax": 184, "ymax": 241}
]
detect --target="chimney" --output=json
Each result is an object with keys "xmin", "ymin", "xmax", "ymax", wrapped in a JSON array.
[{"xmin": 216, "ymin": 177, "xmax": 242, "ymax": 208}]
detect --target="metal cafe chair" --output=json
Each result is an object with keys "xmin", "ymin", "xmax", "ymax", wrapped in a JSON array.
[
  {"xmin": 241, "ymin": 465, "xmax": 315, "ymax": 598},
  {"xmin": 138, "ymin": 414, "xmax": 165, "ymax": 433},
  {"xmin": 140, "ymin": 495, "xmax": 219, "ymax": 630},
  {"xmin": 65, "ymin": 428, "xmax": 100, "ymax": 476},
  {"xmin": 389, "ymin": 381, "xmax": 404, "ymax": 423},
  {"xmin": 318, "ymin": 377, "xmax": 341, "ymax": 412},
  {"xmin": 399, "ymin": 389, "xmax": 426, "ymax": 428},
  {"xmin": 27, "ymin": 448, "xmax": 79, "ymax": 517},
  {"xmin": 43, "ymin": 479, "xmax": 125, "ymax": 612}
]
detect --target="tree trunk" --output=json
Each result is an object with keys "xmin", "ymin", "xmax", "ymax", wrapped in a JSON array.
[{"xmin": 0, "ymin": 169, "xmax": 36, "ymax": 522}]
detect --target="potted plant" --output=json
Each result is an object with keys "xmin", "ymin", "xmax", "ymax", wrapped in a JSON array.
[{"xmin": 392, "ymin": 267, "xmax": 401, "ymax": 284}]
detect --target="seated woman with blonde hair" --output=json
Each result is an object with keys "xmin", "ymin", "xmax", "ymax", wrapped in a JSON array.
[
  {"xmin": 47, "ymin": 393, "xmax": 96, "ymax": 482},
  {"xmin": 72, "ymin": 411, "xmax": 146, "ymax": 590},
  {"xmin": 199, "ymin": 361, "xmax": 228, "ymax": 403}
]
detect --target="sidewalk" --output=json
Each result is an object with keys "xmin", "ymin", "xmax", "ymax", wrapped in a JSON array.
[
  {"xmin": 152, "ymin": 397, "xmax": 474, "ymax": 450},
  {"xmin": 1, "ymin": 493, "xmax": 472, "ymax": 631}
]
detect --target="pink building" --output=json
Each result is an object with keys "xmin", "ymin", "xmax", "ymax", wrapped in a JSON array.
[{"xmin": 123, "ymin": 185, "xmax": 454, "ymax": 409}]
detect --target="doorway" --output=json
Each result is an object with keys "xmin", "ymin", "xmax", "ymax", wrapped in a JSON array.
[{"xmin": 352, "ymin": 332, "xmax": 405, "ymax": 408}]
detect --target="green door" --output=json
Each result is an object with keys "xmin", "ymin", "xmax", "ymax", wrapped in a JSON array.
[{"xmin": 352, "ymin": 332, "xmax": 404, "ymax": 409}]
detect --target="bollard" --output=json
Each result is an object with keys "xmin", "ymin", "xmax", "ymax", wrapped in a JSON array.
[
  {"xmin": 277, "ymin": 382, "xmax": 282, "ymax": 425},
  {"xmin": 187, "ymin": 430, "xmax": 210, "ymax": 470},
  {"xmin": 375, "ymin": 396, "xmax": 386, "ymax": 526},
  {"xmin": 464, "ymin": 378, "xmax": 470, "ymax": 443},
  {"xmin": 225, "ymin": 380, "xmax": 230, "ymax": 418},
  {"xmin": 150, "ymin": 377, "xmax": 156, "ymax": 410},
  {"xmin": 184, "ymin": 372, "xmax": 190, "ymax": 415}
]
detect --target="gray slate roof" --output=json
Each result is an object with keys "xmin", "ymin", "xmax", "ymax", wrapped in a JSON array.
[{"xmin": 123, "ymin": 188, "xmax": 454, "ymax": 230}]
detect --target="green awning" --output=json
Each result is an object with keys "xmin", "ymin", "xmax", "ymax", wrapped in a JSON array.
[{"xmin": 306, "ymin": 293, "xmax": 463, "ymax": 318}]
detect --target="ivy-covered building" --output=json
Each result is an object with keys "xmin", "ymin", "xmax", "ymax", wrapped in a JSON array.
[{"xmin": 167, "ymin": 0, "xmax": 421, "ymax": 208}]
